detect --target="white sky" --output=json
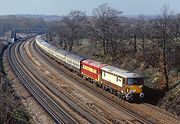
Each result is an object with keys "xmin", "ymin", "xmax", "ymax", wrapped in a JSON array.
[{"xmin": 0, "ymin": 0, "xmax": 179, "ymax": 15}]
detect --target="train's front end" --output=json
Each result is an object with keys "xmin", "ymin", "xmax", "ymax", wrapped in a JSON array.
[{"xmin": 125, "ymin": 75, "xmax": 144, "ymax": 101}]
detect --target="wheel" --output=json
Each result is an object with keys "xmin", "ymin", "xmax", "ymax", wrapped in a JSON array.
[
  {"xmin": 102, "ymin": 85, "xmax": 106, "ymax": 90},
  {"xmin": 122, "ymin": 95, "xmax": 126, "ymax": 100},
  {"xmin": 82, "ymin": 76, "xmax": 86, "ymax": 79},
  {"xmin": 109, "ymin": 88, "xmax": 113, "ymax": 94},
  {"xmin": 98, "ymin": 83, "xmax": 102, "ymax": 88}
]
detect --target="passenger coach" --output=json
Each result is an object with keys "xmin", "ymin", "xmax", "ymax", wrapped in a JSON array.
[{"xmin": 65, "ymin": 54, "xmax": 85, "ymax": 73}]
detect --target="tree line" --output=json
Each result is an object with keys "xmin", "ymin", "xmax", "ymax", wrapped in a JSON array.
[
  {"xmin": 0, "ymin": 15, "xmax": 47, "ymax": 36},
  {"xmin": 47, "ymin": 4, "xmax": 180, "ymax": 91}
]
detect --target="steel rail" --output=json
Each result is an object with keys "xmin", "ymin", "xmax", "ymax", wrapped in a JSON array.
[{"xmin": 7, "ymin": 42, "xmax": 77, "ymax": 124}]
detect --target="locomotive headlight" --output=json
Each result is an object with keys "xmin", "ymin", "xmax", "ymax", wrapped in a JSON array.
[{"xmin": 139, "ymin": 85, "xmax": 143, "ymax": 88}]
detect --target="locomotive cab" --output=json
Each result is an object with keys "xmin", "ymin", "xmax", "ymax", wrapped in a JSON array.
[{"xmin": 125, "ymin": 77, "xmax": 144, "ymax": 101}]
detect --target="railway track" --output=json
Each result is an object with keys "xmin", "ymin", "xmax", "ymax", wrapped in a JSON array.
[
  {"xmin": 6, "ymin": 35, "xmax": 178, "ymax": 124},
  {"xmin": 8, "ymin": 37, "xmax": 177, "ymax": 124},
  {"xmin": 31, "ymin": 39, "xmax": 155, "ymax": 124},
  {"xmin": 7, "ymin": 41, "xmax": 78, "ymax": 124}
]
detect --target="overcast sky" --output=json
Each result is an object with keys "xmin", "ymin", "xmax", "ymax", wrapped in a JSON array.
[{"xmin": 0, "ymin": 0, "xmax": 179, "ymax": 16}]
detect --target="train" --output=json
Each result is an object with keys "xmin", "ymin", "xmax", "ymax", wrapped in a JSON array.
[{"xmin": 36, "ymin": 36, "xmax": 144, "ymax": 101}]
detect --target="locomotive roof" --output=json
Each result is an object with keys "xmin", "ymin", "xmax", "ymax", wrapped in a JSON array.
[
  {"xmin": 101, "ymin": 65, "xmax": 142, "ymax": 78},
  {"xmin": 66, "ymin": 53, "xmax": 86, "ymax": 62},
  {"xmin": 82, "ymin": 59, "xmax": 107, "ymax": 68}
]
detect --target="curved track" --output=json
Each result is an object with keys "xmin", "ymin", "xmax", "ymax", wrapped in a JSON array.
[
  {"xmin": 8, "ymin": 37, "xmax": 179, "ymax": 124},
  {"xmin": 7, "ymin": 37, "xmax": 178, "ymax": 124},
  {"xmin": 9, "ymin": 38, "xmax": 176, "ymax": 124},
  {"xmin": 7, "ymin": 41, "xmax": 78, "ymax": 124}
]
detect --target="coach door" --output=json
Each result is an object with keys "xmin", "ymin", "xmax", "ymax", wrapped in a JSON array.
[{"xmin": 117, "ymin": 77, "xmax": 123, "ymax": 87}]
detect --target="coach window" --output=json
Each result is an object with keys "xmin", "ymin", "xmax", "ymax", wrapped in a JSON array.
[{"xmin": 118, "ymin": 77, "xmax": 122, "ymax": 83}]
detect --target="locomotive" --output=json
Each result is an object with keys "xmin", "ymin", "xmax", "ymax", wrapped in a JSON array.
[{"xmin": 36, "ymin": 36, "xmax": 144, "ymax": 101}]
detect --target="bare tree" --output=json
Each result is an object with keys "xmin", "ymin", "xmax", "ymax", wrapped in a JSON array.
[
  {"xmin": 136, "ymin": 15, "xmax": 148, "ymax": 55},
  {"xmin": 152, "ymin": 6, "xmax": 175, "ymax": 91},
  {"xmin": 92, "ymin": 3, "xmax": 122, "ymax": 55},
  {"xmin": 173, "ymin": 14, "xmax": 180, "ymax": 40},
  {"xmin": 62, "ymin": 10, "xmax": 87, "ymax": 52}
]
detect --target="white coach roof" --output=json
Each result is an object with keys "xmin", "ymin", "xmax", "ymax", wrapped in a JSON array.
[{"xmin": 101, "ymin": 65, "xmax": 141, "ymax": 78}]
